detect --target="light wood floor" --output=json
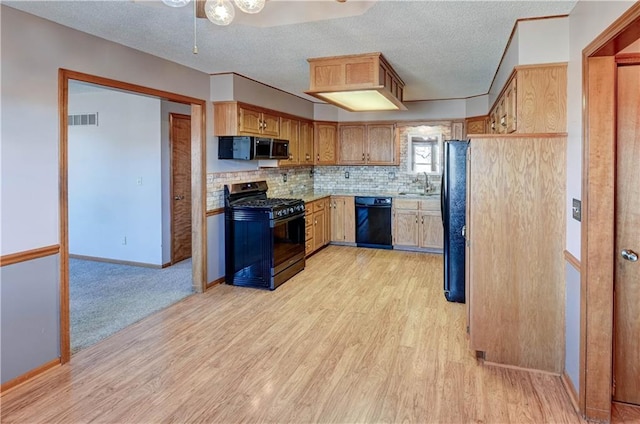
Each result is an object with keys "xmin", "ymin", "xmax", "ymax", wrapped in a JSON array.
[{"xmin": 1, "ymin": 246, "xmax": 587, "ymax": 423}]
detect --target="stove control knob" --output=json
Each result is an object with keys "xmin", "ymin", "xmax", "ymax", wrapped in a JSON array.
[
  {"xmin": 290, "ymin": 207, "xmax": 294, "ymax": 214},
  {"xmin": 277, "ymin": 210, "xmax": 282, "ymax": 217}
]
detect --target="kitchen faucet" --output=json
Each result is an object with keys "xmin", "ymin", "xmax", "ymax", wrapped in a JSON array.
[{"xmin": 424, "ymin": 172, "xmax": 433, "ymax": 194}]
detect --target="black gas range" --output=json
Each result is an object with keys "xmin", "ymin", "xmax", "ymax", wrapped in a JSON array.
[{"xmin": 224, "ymin": 181, "xmax": 306, "ymax": 290}]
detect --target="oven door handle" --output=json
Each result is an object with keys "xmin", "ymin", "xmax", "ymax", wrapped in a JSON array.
[{"xmin": 270, "ymin": 212, "xmax": 306, "ymax": 227}]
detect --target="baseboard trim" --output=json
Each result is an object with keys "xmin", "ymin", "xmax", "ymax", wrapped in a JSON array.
[
  {"xmin": 561, "ymin": 370, "xmax": 580, "ymax": 415},
  {"xmin": 482, "ymin": 360, "xmax": 562, "ymax": 377},
  {"xmin": 207, "ymin": 276, "xmax": 225, "ymax": 289},
  {"xmin": 0, "ymin": 358, "xmax": 60, "ymax": 395},
  {"xmin": 1, "ymin": 245, "xmax": 60, "ymax": 267},
  {"xmin": 69, "ymin": 254, "xmax": 163, "ymax": 269}
]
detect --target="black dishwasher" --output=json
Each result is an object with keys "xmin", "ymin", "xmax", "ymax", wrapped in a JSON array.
[{"xmin": 355, "ymin": 196, "xmax": 393, "ymax": 249}]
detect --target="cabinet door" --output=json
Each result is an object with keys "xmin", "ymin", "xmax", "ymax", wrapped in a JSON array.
[
  {"xmin": 505, "ymin": 78, "xmax": 517, "ymax": 133},
  {"xmin": 343, "ymin": 196, "xmax": 355, "ymax": 243},
  {"xmin": 331, "ymin": 197, "xmax": 345, "ymax": 242},
  {"xmin": 261, "ymin": 111, "xmax": 280, "ymax": 137},
  {"xmin": 393, "ymin": 210, "xmax": 419, "ymax": 246},
  {"xmin": 238, "ymin": 107, "xmax": 263, "ymax": 135},
  {"xmin": 279, "ymin": 119, "xmax": 300, "ymax": 166},
  {"xmin": 324, "ymin": 198, "xmax": 331, "ymax": 245},
  {"xmin": 420, "ymin": 211, "xmax": 443, "ymax": 249},
  {"xmin": 367, "ymin": 124, "xmax": 396, "ymax": 165},
  {"xmin": 466, "ymin": 117, "xmax": 487, "ymax": 135},
  {"xmin": 314, "ymin": 122, "xmax": 337, "ymax": 165},
  {"xmin": 313, "ymin": 210, "xmax": 326, "ymax": 251},
  {"xmin": 451, "ymin": 121, "xmax": 465, "ymax": 140},
  {"xmin": 338, "ymin": 125, "xmax": 366, "ymax": 164},
  {"xmin": 300, "ymin": 121, "xmax": 314, "ymax": 165}
]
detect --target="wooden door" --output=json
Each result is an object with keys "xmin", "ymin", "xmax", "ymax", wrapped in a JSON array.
[
  {"xmin": 238, "ymin": 107, "xmax": 263, "ymax": 135},
  {"xmin": 420, "ymin": 211, "xmax": 443, "ymax": 249},
  {"xmin": 613, "ymin": 64, "xmax": 640, "ymax": 406},
  {"xmin": 278, "ymin": 118, "xmax": 299, "ymax": 166},
  {"xmin": 260, "ymin": 111, "xmax": 280, "ymax": 137},
  {"xmin": 393, "ymin": 210, "xmax": 419, "ymax": 247},
  {"xmin": 314, "ymin": 122, "xmax": 337, "ymax": 165},
  {"xmin": 300, "ymin": 121, "xmax": 314, "ymax": 165},
  {"xmin": 313, "ymin": 210, "xmax": 325, "ymax": 251},
  {"xmin": 338, "ymin": 125, "xmax": 366, "ymax": 164},
  {"xmin": 170, "ymin": 113, "xmax": 192, "ymax": 263},
  {"xmin": 367, "ymin": 124, "xmax": 396, "ymax": 165},
  {"xmin": 343, "ymin": 196, "xmax": 355, "ymax": 243},
  {"xmin": 331, "ymin": 197, "xmax": 345, "ymax": 242},
  {"xmin": 324, "ymin": 198, "xmax": 331, "ymax": 246}
]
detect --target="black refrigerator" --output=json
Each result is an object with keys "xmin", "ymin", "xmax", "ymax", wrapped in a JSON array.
[{"xmin": 441, "ymin": 140, "xmax": 468, "ymax": 303}]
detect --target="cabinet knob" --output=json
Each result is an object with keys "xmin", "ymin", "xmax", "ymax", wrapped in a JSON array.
[{"xmin": 362, "ymin": 153, "xmax": 365, "ymax": 161}]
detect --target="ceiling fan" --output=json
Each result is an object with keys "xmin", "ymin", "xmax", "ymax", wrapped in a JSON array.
[{"xmin": 162, "ymin": 0, "xmax": 265, "ymax": 26}]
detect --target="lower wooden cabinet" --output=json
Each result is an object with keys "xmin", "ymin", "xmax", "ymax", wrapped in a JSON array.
[
  {"xmin": 305, "ymin": 197, "xmax": 331, "ymax": 256},
  {"xmin": 467, "ymin": 135, "xmax": 566, "ymax": 373},
  {"xmin": 393, "ymin": 198, "xmax": 443, "ymax": 251},
  {"xmin": 330, "ymin": 196, "xmax": 355, "ymax": 243}
]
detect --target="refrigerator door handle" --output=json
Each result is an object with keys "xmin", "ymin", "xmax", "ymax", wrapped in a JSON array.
[{"xmin": 462, "ymin": 225, "xmax": 466, "ymax": 238}]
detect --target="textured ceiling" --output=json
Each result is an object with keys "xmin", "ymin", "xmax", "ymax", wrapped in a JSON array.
[{"xmin": 5, "ymin": 0, "xmax": 577, "ymax": 102}]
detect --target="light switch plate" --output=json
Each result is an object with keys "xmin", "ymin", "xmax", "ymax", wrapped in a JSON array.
[{"xmin": 572, "ymin": 198, "xmax": 582, "ymax": 222}]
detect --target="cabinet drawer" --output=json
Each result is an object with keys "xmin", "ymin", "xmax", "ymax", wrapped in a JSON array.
[
  {"xmin": 305, "ymin": 205, "xmax": 313, "ymax": 217},
  {"xmin": 420, "ymin": 199, "xmax": 440, "ymax": 212},
  {"xmin": 313, "ymin": 200, "xmax": 326, "ymax": 212},
  {"xmin": 305, "ymin": 225, "xmax": 313, "ymax": 242},
  {"xmin": 305, "ymin": 240, "xmax": 314, "ymax": 255},
  {"xmin": 394, "ymin": 199, "xmax": 419, "ymax": 210}
]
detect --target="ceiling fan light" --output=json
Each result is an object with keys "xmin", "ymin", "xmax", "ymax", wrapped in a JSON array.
[
  {"xmin": 233, "ymin": 0, "xmax": 265, "ymax": 14},
  {"xmin": 162, "ymin": 0, "xmax": 191, "ymax": 7},
  {"xmin": 205, "ymin": 0, "xmax": 235, "ymax": 26}
]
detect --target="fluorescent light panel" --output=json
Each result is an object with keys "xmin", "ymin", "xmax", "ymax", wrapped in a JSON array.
[{"xmin": 315, "ymin": 90, "xmax": 400, "ymax": 111}]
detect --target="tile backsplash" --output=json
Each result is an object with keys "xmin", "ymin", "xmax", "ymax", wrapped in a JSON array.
[{"xmin": 207, "ymin": 166, "xmax": 314, "ymax": 209}]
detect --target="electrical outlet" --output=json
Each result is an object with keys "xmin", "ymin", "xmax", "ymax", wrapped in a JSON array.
[
  {"xmin": 122, "ymin": 236, "xmax": 127, "ymax": 245},
  {"xmin": 282, "ymin": 173, "xmax": 288, "ymax": 183},
  {"xmin": 572, "ymin": 198, "xmax": 582, "ymax": 222},
  {"xmin": 345, "ymin": 171, "xmax": 349, "ymax": 179}
]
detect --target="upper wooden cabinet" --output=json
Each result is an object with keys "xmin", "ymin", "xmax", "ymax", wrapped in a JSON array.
[
  {"xmin": 451, "ymin": 121, "xmax": 465, "ymax": 140},
  {"xmin": 314, "ymin": 122, "xmax": 337, "ymax": 165},
  {"xmin": 488, "ymin": 63, "xmax": 567, "ymax": 134},
  {"xmin": 337, "ymin": 123, "xmax": 397, "ymax": 165},
  {"xmin": 299, "ymin": 121, "xmax": 314, "ymax": 165},
  {"xmin": 278, "ymin": 118, "xmax": 300, "ymax": 166},
  {"xmin": 213, "ymin": 102, "xmax": 280, "ymax": 137},
  {"xmin": 465, "ymin": 116, "xmax": 488, "ymax": 135}
]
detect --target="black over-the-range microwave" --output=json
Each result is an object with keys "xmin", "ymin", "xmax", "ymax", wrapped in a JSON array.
[{"xmin": 218, "ymin": 136, "xmax": 289, "ymax": 160}]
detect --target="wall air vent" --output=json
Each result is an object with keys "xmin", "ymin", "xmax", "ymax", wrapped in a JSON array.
[{"xmin": 68, "ymin": 113, "xmax": 98, "ymax": 126}]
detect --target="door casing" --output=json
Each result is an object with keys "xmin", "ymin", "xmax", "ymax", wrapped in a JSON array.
[
  {"xmin": 59, "ymin": 69, "xmax": 207, "ymax": 364},
  {"xmin": 581, "ymin": 4, "xmax": 640, "ymax": 421}
]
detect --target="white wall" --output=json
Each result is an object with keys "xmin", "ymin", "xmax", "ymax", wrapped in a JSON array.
[
  {"xmin": 161, "ymin": 100, "xmax": 192, "ymax": 264},
  {"xmin": 0, "ymin": 5, "xmax": 210, "ymax": 256},
  {"xmin": 565, "ymin": 0, "xmax": 635, "ymax": 258},
  {"xmin": 518, "ymin": 17, "xmax": 570, "ymax": 66},
  {"xmin": 68, "ymin": 88, "xmax": 163, "ymax": 265},
  {"xmin": 489, "ymin": 26, "xmax": 519, "ymax": 107},
  {"xmin": 562, "ymin": 0, "xmax": 636, "ymax": 397},
  {"xmin": 465, "ymin": 95, "xmax": 489, "ymax": 117},
  {"xmin": 0, "ymin": 4, "xmax": 209, "ymax": 383}
]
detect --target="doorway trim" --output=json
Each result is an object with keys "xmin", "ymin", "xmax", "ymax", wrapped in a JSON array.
[
  {"xmin": 59, "ymin": 69, "xmax": 208, "ymax": 364},
  {"xmin": 581, "ymin": 3, "xmax": 640, "ymax": 421}
]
